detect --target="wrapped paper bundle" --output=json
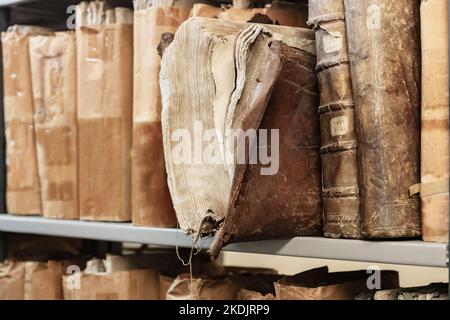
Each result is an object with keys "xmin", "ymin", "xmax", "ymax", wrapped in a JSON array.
[
  {"xmin": 308, "ymin": 0, "xmax": 361, "ymax": 239},
  {"xmin": 0, "ymin": 260, "xmax": 66, "ymax": 300},
  {"xmin": 28, "ymin": 32, "xmax": 78, "ymax": 220},
  {"xmin": 0, "ymin": 261, "xmax": 25, "ymax": 299},
  {"xmin": 275, "ymin": 266, "xmax": 399, "ymax": 300},
  {"xmin": 344, "ymin": 0, "xmax": 421, "ymax": 238},
  {"xmin": 165, "ymin": 266, "xmax": 276, "ymax": 300},
  {"xmin": 1, "ymin": 26, "xmax": 50, "ymax": 215},
  {"xmin": 419, "ymin": 0, "xmax": 449, "ymax": 242},
  {"xmin": 192, "ymin": 0, "xmax": 308, "ymax": 27},
  {"xmin": 166, "ymin": 273, "xmax": 240, "ymax": 300},
  {"xmin": 23, "ymin": 261, "xmax": 65, "ymax": 300},
  {"xmin": 76, "ymin": 1, "xmax": 133, "ymax": 221},
  {"xmin": 132, "ymin": 0, "xmax": 194, "ymax": 227},
  {"xmin": 161, "ymin": 17, "xmax": 321, "ymax": 257},
  {"xmin": 63, "ymin": 255, "xmax": 160, "ymax": 300}
]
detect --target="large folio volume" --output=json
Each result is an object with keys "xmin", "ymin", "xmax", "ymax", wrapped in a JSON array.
[
  {"xmin": 420, "ymin": 0, "xmax": 449, "ymax": 242},
  {"xmin": 76, "ymin": 2, "xmax": 133, "ymax": 221},
  {"xmin": 161, "ymin": 18, "xmax": 321, "ymax": 257},
  {"xmin": 308, "ymin": 0, "xmax": 361, "ymax": 239},
  {"xmin": 344, "ymin": 0, "xmax": 421, "ymax": 238},
  {"xmin": 29, "ymin": 32, "xmax": 79, "ymax": 220},
  {"xmin": 1, "ymin": 26, "xmax": 49, "ymax": 215}
]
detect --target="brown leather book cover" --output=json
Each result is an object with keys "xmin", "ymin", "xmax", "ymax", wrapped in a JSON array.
[
  {"xmin": 344, "ymin": 0, "xmax": 421, "ymax": 238},
  {"xmin": 210, "ymin": 40, "xmax": 323, "ymax": 256},
  {"xmin": 420, "ymin": 0, "xmax": 449, "ymax": 243},
  {"xmin": 161, "ymin": 18, "xmax": 320, "ymax": 257},
  {"xmin": 309, "ymin": 0, "xmax": 361, "ymax": 239}
]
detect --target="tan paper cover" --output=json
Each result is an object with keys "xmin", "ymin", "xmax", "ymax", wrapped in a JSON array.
[
  {"xmin": 1, "ymin": 28, "xmax": 45, "ymax": 215},
  {"xmin": 420, "ymin": 0, "xmax": 449, "ymax": 242},
  {"xmin": 166, "ymin": 273, "xmax": 240, "ymax": 300},
  {"xmin": 0, "ymin": 261, "xmax": 25, "ymax": 300},
  {"xmin": 237, "ymin": 289, "xmax": 275, "ymax": 300},
  {"xmin": 132, "ymin": 5, "xmax": 191, "ymax": 227},
  {"xmin": 29, "ymin": 31, "xmax": 79, "ymax": 220},
  {"xmin": 24, "ymin": 261, "xmax": 65, "ymax": 300},
  {"xmin": 63, "ymin": 255, "xmax": 160, "ymax": 300},
  {"xmin": 77, "ymin": 22, "xmax": 133, "ymax": 221}
]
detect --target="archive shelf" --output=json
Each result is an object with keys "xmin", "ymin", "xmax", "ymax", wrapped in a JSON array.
[
  {"xmin": 0, "ymin": 214, "xmax": 447, "ymax": 268},
  {"xmin": 0, "ymin": 0, "xmax": 447, "ymax": 297}
]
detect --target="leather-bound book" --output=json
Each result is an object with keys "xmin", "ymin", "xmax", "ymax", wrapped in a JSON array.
[
  {"xmin": 309, "ymin": 0, "xmax": 361, "ymax": 238},
  {"xmin": 344, "ymin": 0, "xmax": 421, "ymax": 238},
  {"xmin": 161, "ymin": 18, "xmax": 321, "ymax": 257}
]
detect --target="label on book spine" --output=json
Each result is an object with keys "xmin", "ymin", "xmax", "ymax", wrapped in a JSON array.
[
  {"xmin": 322, "ymin": 33, "xmax": 343, "ymax": 53},
  {"xmin": 330, "ymin": 115, "xmax": 349, "ymax": 136}
]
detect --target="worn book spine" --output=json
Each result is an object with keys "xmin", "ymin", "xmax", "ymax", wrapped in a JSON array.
[
  {"xmin": 1, "ymin": 28, "xmax": 45, "ymax": 215},
  {"xmin": 308, "ymin": 0, "xmax": 361, "ymax": 239},
  {"xmin": 344, "ymin": 0, "xmax": 421, "ymax": 238},
  {"xmin": 420, "ymin": 0, "xmax": 449, "ymax": 242},
  {"xmin": 29, "ymin": 32, "xmax": 79, "ymax": 220},
  {"xmin": 76, "ymin": 4, "xmax": 133, "ymax": 221},
  {"xmin": 132, "ymin": 0, "xmax": 191, "ymax": 227}
]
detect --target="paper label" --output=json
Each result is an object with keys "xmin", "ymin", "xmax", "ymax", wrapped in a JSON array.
[
  {"xmin": 330, "ymin": 116, "xmax": 349, "ymax": 137},
  {"xmin": 322, "ymin": 34, "xmax": 343, "ymax": 54}
]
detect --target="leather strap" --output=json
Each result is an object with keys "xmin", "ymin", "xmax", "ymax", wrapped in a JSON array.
[{"xmin": 409, "ymin": 179, "xmax": 449, "ymax": 197}]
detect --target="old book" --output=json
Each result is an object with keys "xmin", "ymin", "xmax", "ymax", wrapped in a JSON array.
[
  {"xmin": 166, "ymin": 273, "xmax": 240, "ymax": 300},
  {"xmin": 1, "ymin": 26, "xmax": 50, "ymax": 215},
  {"xmin": 275, "ymin": 266, "xmax": 399, "ymax": 300},
  {"xmin": 28, "ymin": 32, "xmax": 78, "ymax": 220},
  {"xmin": 0, "ymin": 260, "xmax": 25, "ymax": 299},
  {"xmin": 63, "ymin": 255, "xmax": 160, "ymax": 300},
  {"xmin": 237, "ymin": 289, "xmax": 275, "ymax": 300},
  {"xmin": 308, "ymin": 0, "xmax": 345, "ymax": 24},
  {"xmin": 344, "ymin": 0, "xmax": 421, "ymax": 238},
  {"xmin": 23, "ymin": 261, "xmax": 65, "ymax": 300},
  {"xmin": 210, "ymin": 40, "xmax": 322, "ymax": 256},
  {"xmin": 308, "ymin": 0, "xmax": 361, "ymax": 239},
  {"xmin": 131, "ymin": 0, "xmax": 192, "ymax": 227},
  {"xmin": 192, "ymin": 0, "xmax": 308, "ymax": 27},
  {"xmin": 158, "ymin": 257, "xmax": 224, "ymax": 299},
  {"xmin": 161, "ymin": 18, "xmax": 320, "ymax": 257},
  {"xmin": 420, "ymin": 0, "xmax": 449, "ymax": 242},
  {"xmin": 76, "ymin": 2, "xmax": 133, "ymax": 221}
]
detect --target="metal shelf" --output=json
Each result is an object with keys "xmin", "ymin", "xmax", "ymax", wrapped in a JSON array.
[
  {"xmin": 0, "ymin": 0, "xmax": 34, "ymax": 7},
  {"xmin": 0, "ymin": 214, "xmax": 447, "ymax": 268}
]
